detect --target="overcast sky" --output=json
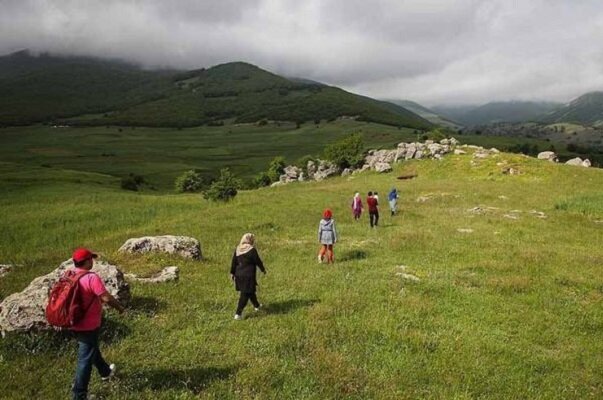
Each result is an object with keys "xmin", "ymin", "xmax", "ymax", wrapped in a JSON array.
[{"xmin": 1, "ymin": 0, "xmax": 603, "ymax": 105}]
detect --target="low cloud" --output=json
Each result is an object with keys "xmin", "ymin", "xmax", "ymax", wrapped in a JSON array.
[{"xmin": 1, "ymin": 0, "xmax": 602, "ymax": 105}]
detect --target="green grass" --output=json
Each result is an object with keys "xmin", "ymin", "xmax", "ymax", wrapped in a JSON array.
[
  {"xmin": 0, "ymin": 121, "xmax": 423, "ymax": 191},
  {"xmin": 1, "ymin": 150, "xmax": 602, "ymax": 399}
]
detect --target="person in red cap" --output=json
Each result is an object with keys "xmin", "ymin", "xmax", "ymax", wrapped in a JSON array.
[
  {"xmin": 318, "ymin": 209, "xmax": 337, "ymax": 264},
  {"xmin": 70, "ymin": 248, "xmax": 126, "ymax": 400}
]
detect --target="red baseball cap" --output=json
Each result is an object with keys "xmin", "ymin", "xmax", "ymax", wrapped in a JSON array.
[{"xmin": 72, "ymin": 248, "xmax": 98, "ymax": 263}]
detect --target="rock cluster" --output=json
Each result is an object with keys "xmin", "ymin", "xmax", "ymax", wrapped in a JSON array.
[
  {"xmin": 118, "ymin": 235, "xmax": 202, "ymax": 260},
  {"xmin": 0, "ymin": 259, "xmax": 130, "ymax": 333}
]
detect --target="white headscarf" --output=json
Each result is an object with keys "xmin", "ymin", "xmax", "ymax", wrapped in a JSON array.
[{"xmin": 236, "ymin": 233, "xmax": 256, "ymax": 256}]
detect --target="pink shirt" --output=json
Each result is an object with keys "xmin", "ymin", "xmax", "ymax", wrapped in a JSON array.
[{"xmin": 71, "ymin": 269, "xmax": 108, "ymax": 332}]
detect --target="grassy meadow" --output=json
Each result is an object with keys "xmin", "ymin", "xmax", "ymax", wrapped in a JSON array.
[{"xmin": 1, "ymin": 148, "xmax": 602, "ymax": 399}]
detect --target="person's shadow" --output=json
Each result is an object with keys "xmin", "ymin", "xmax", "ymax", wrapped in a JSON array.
[
  {"xmin": 124, "ymin": 366, "xmax": 237, "ymax": 395},
  {"xmin": 263, "ymin": 299, "xmax": 318, "ymax": 315}
]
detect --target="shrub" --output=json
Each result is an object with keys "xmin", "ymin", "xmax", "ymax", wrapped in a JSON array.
[
  {"xmin": 203, "ymin": 168, "xmax": 242, "ymax": 202},
  {"xmin": 267, "ymin": 156, "xmax": 286, "ymax": 182},
  {"xmin": 252, "ymin": 171, "xmax": 272, "ymax": 188},
  {"xmin": 323, "ymin": 133, "xmax": 364, "ymax": 169},
  {"xmin": 175, "ymin": 170, "xmax": 205, "ymax": 193}
]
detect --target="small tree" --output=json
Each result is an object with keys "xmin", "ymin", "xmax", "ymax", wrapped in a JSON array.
[
  {"xmin": 175, "ymin": 170, "xmax": 205, "ymax": 193},
  {"xmin": 121, "ymin": 173, "xmax": 144, "ymax": 191},
  {"xmin": 323, "ymin": 134, "xmax": 364, "ymax": 169},
  {"xmin": 267, "ymin": 156, "xmax": 286, "ymax": 182},
  {"xmin": 203, "ymin": 168, "xmax": 242, "ymax": 202}
]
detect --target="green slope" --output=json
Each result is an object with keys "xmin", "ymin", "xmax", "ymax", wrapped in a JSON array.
[
  {"xmin": 540, "ymin": 91, "xmax": 603, "ymax": 126},
  {"xmin": 0, "ymin": 52, "xmax": 432, "ymax": 130}
]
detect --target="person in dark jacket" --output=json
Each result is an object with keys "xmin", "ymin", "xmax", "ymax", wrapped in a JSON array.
[
  {"xmin": 230, "ymin": 233, "xmax": 266, "ymax": 320},
  {"xmin": 367, "ymin": 191, "xmax": 379, "ymax": 227}
]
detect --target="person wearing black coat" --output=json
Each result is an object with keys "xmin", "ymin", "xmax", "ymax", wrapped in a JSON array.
[{"xmin": 230, "ymin": 233, "xmax": 266, "ymax": 320}]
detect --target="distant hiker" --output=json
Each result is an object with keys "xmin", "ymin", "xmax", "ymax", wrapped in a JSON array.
[
  {"xmin": 230, "ymin": 233, "xmax": 266, "ymax": 320},
  {"xmin": 318, "ymin": 209, "xmax": 337, "ymax": 263},
  {"xmin": 351, "ymin": 192, "xmax": 363, "ymax": 220},
  {"xmin": 388, "ymin": 188, "xmax": 399, "ymax": 216},
  {"xmin": 62, "ymin": 248, "xmax": 126, "ymax": 400},
  {"xmin": 367, "ymin": 191, "xmax": 379, "ymax": 227}
]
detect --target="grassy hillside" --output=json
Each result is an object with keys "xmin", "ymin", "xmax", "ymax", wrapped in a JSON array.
[
  {"xmin": 540, "ymin": 92, "xmax": 603, "ymax": 126},
  {"xmin": 0, "ymin": 52, "xmax": 432, "ymax": 130},
  {"xmin": 1, "ymin": 150, "xmax": 602, "ymax": 399}
]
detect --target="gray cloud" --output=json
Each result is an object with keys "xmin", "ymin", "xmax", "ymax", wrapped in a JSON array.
[{"xmin": 1, "ymin": 0, "xmax": 602, "ymax": 105}]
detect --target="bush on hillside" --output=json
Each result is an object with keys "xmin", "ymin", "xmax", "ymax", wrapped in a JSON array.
[
  {"xmin": 175, "ymin": 170, "xmax": 205, "ymax": 193},
  {"xmin": 267, "ymin": 156, "xmax": 286, "ymax": 182},
  {"xmin": 252, "ymin": 171, "xmax": 272, "ymax": 188},
  {"xmin": 203, "ymin": 168, "xmax": 242, "ymax": 202},
  {"xmin": 121, "ymin": 173, "xmax": 145, "ymax": 191},
  {"xmin": 323, "ymin": 134, "xmax": 365, "ymax": 169}
]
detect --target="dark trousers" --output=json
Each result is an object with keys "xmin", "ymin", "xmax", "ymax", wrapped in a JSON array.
[
  {"xmin": 236, "ymin": 292, "xmax": 260, "ymax": 315},
  {"xmin": 72, "ymin": 329, "xmax": 111, "ymax": 400},
  {"xmin": 369, "ymin": 211, "xmax": 379, "ymax": 227}
]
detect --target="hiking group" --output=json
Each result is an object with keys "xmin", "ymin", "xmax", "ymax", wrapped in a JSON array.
[{"xmin": 48, "ymin": 187, "xmax": 399, "ymax": 399}]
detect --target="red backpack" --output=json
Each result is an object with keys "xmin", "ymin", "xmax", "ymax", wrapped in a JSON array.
[{"xmin": 45, "ymin": 269, "xmax": 91, "ymax": 328}]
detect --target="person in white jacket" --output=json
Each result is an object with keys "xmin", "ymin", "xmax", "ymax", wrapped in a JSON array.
[{"xmin": 318, "ymin": 209, "xmax": 337, "ymax": 264}]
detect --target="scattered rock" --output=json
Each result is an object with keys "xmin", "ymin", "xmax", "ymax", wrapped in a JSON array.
[
  {"xmin": 395, "ymin": 265, "xmax": 408, "ymax": 271},
  {"xmin": 416, "ymin": 196, "xmax": 431, "ymax": 203},
  {"xmin": 582, "ymin": 159, "xmax": 592, "ymax": 167},
  {"xmin": 473, "ymin": 151, "xmax": 489, "ymax": 159},
  {"xmin": 529, "ymin": 210, "xmax": 547, "ymax": 219},
  {"xmin": 594, "ymin": 220, "xmax": 603, "ymax": 224},
  {"xmin": 468, "ymin": 206, "xmax": 486, "ymax": 214},
  {"xmin": 502, "ymin": 167, "xmax": 521, "ymax": 175},
  {"xmin": 395, "ymin": 272, "xmax": 420, "ymax": 282},
  {"xmin": 498, "ymin": 195, "xmax": 509, "ymax": 200},
  {"xmin": 537, "ymin": 151, "xmax": 558, "ymax": 162},
  {"xmin": 503, "ymin": 214, "xmax": 519, "ymax": 220},
  {"xmin": 125, "ymin": 266, "xmax": 179, "ymax": 283},
  {"xmin": 279, "ymin": 165, "xmax": 302, "ymax": 183},
  {"xmin": 341, "ymin": 168, "xmax": 353, "ymax": 177},
  {"xmin": 270, "ymin": 181, "xmax": 285, "ymax": 187},
  {"xmin": 489, "ymin": 148, "xmax": 500, "ymax": 154},
  {"xmin": 0, "ymin": 259, "xmax": 130, "ymax": 333},
  {"xmin": 118, "ymin": 235, "xmax": 202, "ymax": 260},
  {"xmin": 457, "ymin": 228, "xmax": 474, "ymax": 233},
  {"xmin": 454, "ymin": 149, "xmax": 467, "ymax": 155},
  {"xmin": 0, "ymin": 265, "xmax": 12, "ymax": 278}
]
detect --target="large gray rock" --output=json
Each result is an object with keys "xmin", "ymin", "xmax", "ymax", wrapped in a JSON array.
[
  {"xmin": 306, "ymin": 160, "xmax": 317, "ymax": 180},
  {"xmin": 118, "ymin": 235, "xmax": 201, "ymax": 260},
  {"xmin": 374, "ymin": 162, "xmax": 392, "ymax": 173},
  {"xmin": 313, "ymin": 160, "xmax": 340, "ymax": 181},
  {"xmin": 537, "ymin": 151, "xmax": 558, "ymax": 162},
  {"xmin": 125, "ymin": 266, "xmax": 179, "ymax": 283},
  {"xmin": 279, "ymin": 165, "xmax": 302, "ymax": 183},
  {"xmin": 0, "ymin": 259, "xmax": 130, "ymax": 333}
]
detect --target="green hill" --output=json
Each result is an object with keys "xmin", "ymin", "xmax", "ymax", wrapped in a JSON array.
[
  {"xmin": 540, "ymin": 91, "xmax": 603, "ymax": 126},
  {"xmin": 436, "ymin": 101, "xmax": 561, "ymax": 127},
  {"xmin": 1, "ymin": 151, "xmax": 602, "ymax": 398},
  {"xmin": 387, "ymin": 99, "xmax": 463, "ymax": 129},
  {"xmin": 0, "ymin": 51, "xmax": 432, "ymax": 130}
]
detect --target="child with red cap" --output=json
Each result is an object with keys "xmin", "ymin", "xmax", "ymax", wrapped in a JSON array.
[{"xmin": 318, "ymin": 209, "xmax": 337, "ymax": 264}]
